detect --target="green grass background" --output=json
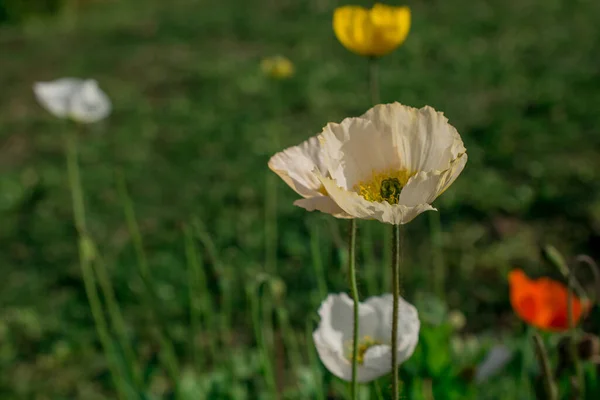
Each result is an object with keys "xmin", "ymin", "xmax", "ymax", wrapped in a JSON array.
[{"xmin": 1, "ymin": 0, "xmax": 600, "ymax": 398}]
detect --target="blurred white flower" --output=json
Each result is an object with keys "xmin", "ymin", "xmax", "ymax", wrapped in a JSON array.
[
  {"xmin": 315, "ymin": 102, "xmax": 467, "ymax": 224},
  {"xmin": 33, "ymin": 78, "xmax": 111, "ymax": 123},
  {"xmin": 313, "ymin": 293, "xmax": 420, "ymax": 383},
  {"xmin": 474, "ymin": 344, "xmax": 513, "ymax": 383},
  {"xmin": 268, "ymin": 136, "xmax": 351, "ymax": 218}
]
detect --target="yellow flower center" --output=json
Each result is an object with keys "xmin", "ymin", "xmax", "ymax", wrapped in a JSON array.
[
  {"xmin": 353, "ymin": 169, "xmax": 412, "ymax": 204},
  {"xmin": 346, "ymin": 336, "xmax": 383, "ymax": 365}
]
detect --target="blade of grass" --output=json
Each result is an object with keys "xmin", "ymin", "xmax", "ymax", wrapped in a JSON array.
[
  {"xmin": 309, "ymin": 223, "xmax": 328, "ymax": 304},
  {"xmin": 265, "ymin": 172, "xmax": 278, "ymax": 275},
  {"xmin": 94, "ymin": 251, "xmax": 142, "ymax": 387},
  {"xmin": 360, "ymin": 221, "xmax": 378, "ymax": 296},
  {"xmin": 306, "ymin": 320, "xmax": 325, "ymax": 400},
  {"xmin": 429, "ymin": 211, "xmax": 446, "ymax": 301},
  {"xmin": 248, "ymin": 279, "xmax": 278, "ymax": 398},
  {"xmin": 114, "ymin": 169, "xmax": 181, "ymax": 397},
  {"xmin": 191, "ymin": 215, "xmax": 233, "ymax": 347},
  {"xmin": 183, "ymin": 225, "xmax": 204, "ymax": 372}
]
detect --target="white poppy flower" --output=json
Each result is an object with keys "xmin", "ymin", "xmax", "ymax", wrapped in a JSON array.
[
  {"xmin": 313, "ymin": 293, "xmax": 420, "ymax": 383},
  {"xmin": 268, "ymin": 135, "xmax": 352, "ymax": 218},
  {"xmin": 315, "ymin": 102, "xmax": 467, "ymax": 224},
  {"xmin": 33, "ymin": 78, "xmax": 111, "ymax": 123}
]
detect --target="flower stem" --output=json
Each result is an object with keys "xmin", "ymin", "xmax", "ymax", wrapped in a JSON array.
[
  {"xmin": 531, "ymin": 332, "xmax": 558, "ymax": 400},
  {"xmin": 310, "ymin": 223, "xmax": 328, "ymax": 303},
  {"xmin": 115, "ymin": 171, "xmax": 181, "ymax": 397},
  {"xmin": 391, "ymin": 224, "xmax": 401, "ymax": 399},
  {"xmin": 65, "ymin": 130, "xmax": 129, "ymax": 399},
  {"xmin": 369, "ymin": 57, "xmax": 380, "ymax": 105},
  {"xmin": 265, "ymin": 172, "xmax": 278, "ymax": 274},
  {"xmin": 429, "ymin": 211, "xmax": 446, "ymax": 301},
  {"xmin": 567, "ymin": 271, "xmax": 585, "ymax": 399},
  {"xmin": 348, "ymin": 219, "xmax": 359, "ymax": 400}
]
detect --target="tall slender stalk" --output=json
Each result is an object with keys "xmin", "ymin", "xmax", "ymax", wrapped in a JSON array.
[
  {"xmin": 265, "ymin": 173, "xmax": 278, "ymax": 274},
  {"xmin": 78, "ymin": 238, "xmax": 130, "ymax": 400},
  {"xmin": 64, "ymin": 131, "xmax": 129, "ymax": 399},
  {"xmin": 361, "ymin": 222, "xmax": 378, "ymax": 295},
  {"xmin": 115, "ymin": 171, "xmax": 181, "ymax": 397},
  {"xmin": 347, "ymin": 219, "xmax": 359, "ymax": 399},
  {"xmin": 306, "ymin": 320, "xmax": 325, "ymax": 400},
  {"xmin": 94, "ymin": 252, "xmax": 141, "ymax": 387},
  {"xmin": 184, "ymin": 223, "xmax": 219, "ymax": 364},
  {"xmin": 275, "ymin": 303, "xmax": 302, "ymax": 372},
  {"xmin": 532, "ymin": 332, "xmax": 558, "ymax": 400},
  {"xmin": 310, "ymin": 224, "xmax": 328, "ymax": 303},
  {"xmin": 184, "ymin": 225, "xmax": 203, "ymax": 371},
  {"xmin": 369, "ymin": 57, "xmax": 380, "ymax": 105},
  {"xmin": 429, "ymin": 211, "xmax": 445, "ymax": 301},
  {"xmin": 567, "ymin": 272, "xmax": 584, "ymax": 398},
  {"xmin": 248, "ymin": 282, "xmax": 277, "ymax": 398},
  {"xmin": 391, "ymin": 224, "xmax": 401, "ymax": 399}
]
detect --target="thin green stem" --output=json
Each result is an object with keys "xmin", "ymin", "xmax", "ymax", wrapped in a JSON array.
[
  {"xmin": 374, "ymin": 381, "xmax": 385, "ymax": 400},
  {"xmin": 575, "ymin": 255, "xmax": 600, "ymax": 303},
  {"xmin": 78, "ymin": 239, "xmax": 130, "ymax": 400},
  {"xmin": 348, "ymin": 219, "xmax": 359, "ymax": 400},
  {"xmin": 184, "ymin": 225, "xmax": 203, "ymax": 371},
  {"xmin": 310, "ymin": 224, "xmax": 328, "ymax": 303},
  {"xmin": 115, "ymin": 170, "xmax": 181, "ymax": 398},
  {"xmin": 531, "ymin": 332, "xmax": 558, "ymax": 400},
  {"xmin": 360, "ymin": 222, "xmax": 378, "ymax": 296},
  {"xmin": 391, "ymin": 224, "xmax": 401, "ymax": 399},
  {"xmin": 249, "ymin": 283, "xmax": 277, "ymax": 398},
  {"xmin": 544, "ymin": 245, "xmax": 588, "ymax": 303},
  {"xmin": 306, "ymin": 320, "xmax": 325, "ymax": 400},
  {"xmin": 192, "ymin": 216, "xmax": 233, "ymax": 346},
  {"xmin": 185, "ymin": 224, "xmax": 219, "ymax": 363},
  {"xmin": 275, "ymin": 304, "xmax": 302, "ymax": 372},
  {"xmin": 64, "ymin": 130, "xmax": 129, "ymax": 399},
  {"xmin": 429, "ymin": 211, "xmax": 445, "ymax": 301},
  {"xmin": 265, "ymin": 173, "xmax": 278, "ymax": 274},
  {"xmin": 65, "ymin": 131, "xmax": 87, "ymax": 233},
  {"xmin": 369, "ymin": 57, "xmax": 380, "ymax": 105},
  {"xmin": 94, "ymin": 252, "xmax": 142, "ymax": 387},
  {"xmin": 568, "ymin": 272, "xmax": 584, "ymax": 399}
]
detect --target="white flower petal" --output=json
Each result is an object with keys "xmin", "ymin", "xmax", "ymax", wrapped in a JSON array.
[
  {"xmin": 360, "ymin": 103, "xmax": 465, "ymax": 173},
  {"xmin": 33, "ymin": 78, "xmax": 83, "ymax": 118},
  {"xmin": 268, "ymin": 136, "xmax": 327, "ymax": 198},
  {"xmin": 293, "ymin": 196, "xmax": 352, "ymax": 218},
  {"xmin": 362, "ymin": 345, "xmax": 391, "ymax": 371},
  {"xmin": 320, "ymin": 117, "xmax": 404, "ymax": 189},
  {"xmin": 316, "ymin": 172, "xmax": 435, "ymax": 224},
  {"xmin": 33, "ymin": 78, "xmax": 111, "ymax": 123},
  {"xmin": 313, "ymin": 330, "xmax": 351, "ymax": 380},
  {"xmin": 399, "ymin": 153, "xmax": 468, "ymax": 206},
  {"xmin": 69, "ymin": 79, "xmax": 112, "ymax": 123}
]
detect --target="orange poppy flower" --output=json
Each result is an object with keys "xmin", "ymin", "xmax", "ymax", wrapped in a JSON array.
[{"xmin": 508, "ymin": 269, "xmax": 588, "ymax": 331}]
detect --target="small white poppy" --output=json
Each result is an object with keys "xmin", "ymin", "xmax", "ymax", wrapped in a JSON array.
[
  {"xmin": 315, "ymin": 102, "xmax": 467, "ymax": 224},
  {"xmin": 268, "ymin": 135, "xmax": 351, "ymax": 218},
  {"xmin": 33, "ymin": 78, "xmax": 111, "ymax": 123},
  {"xmin": 313, "ymin": 293, "xmax": 420, "ymax": 383}
]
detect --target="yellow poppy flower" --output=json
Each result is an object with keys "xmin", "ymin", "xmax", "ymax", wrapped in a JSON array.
[
  {"xmin": 260, "ymin": 55, "xmax": 295, "ymax": 80},
  {"xmin": 333, "ymin": 4, "xmax": 411, "ymax": 57}
]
